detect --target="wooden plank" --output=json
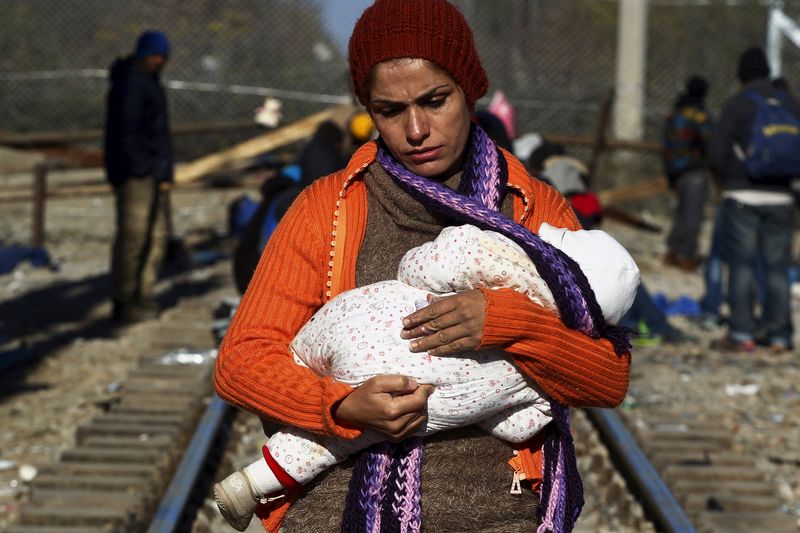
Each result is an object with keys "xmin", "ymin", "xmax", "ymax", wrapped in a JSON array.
[
  {"xmin": 603, "ymin": 205, "xmax": 662, "ymax": 233},
  {"xmin": 19, "ymin": 507, "xmax": 130, "ymax": 528},
  {"xmin": 174, "ymin": 104, "xmax": 352, "ymax": 184},
  {"xmin": 598, "ymin": 176, "xmax": 669, "ymax": 205},
  {"xmin": 542, "ymin": 133, "xmax": 660, "ymax": 153},
  {"xmin": 694, "ymin": 511, "xmax": 799, "ymax": 531}
]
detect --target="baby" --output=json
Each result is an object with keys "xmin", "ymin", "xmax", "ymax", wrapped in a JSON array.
[{"xmin": 215, "ymin": 223, "xmax": 639, "ymax": 530}]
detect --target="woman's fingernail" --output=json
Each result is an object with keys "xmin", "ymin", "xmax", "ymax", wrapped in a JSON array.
[
  {"xmin": 400, "ymin": 330, "xmax": 409, "ymax": 339},
  {"xmin": 403, "ymin": 318, "xmax": 411, "ymax": 327},
  {"xmin": 410, "ymin": 340, "xmax": 419, "ymax": 351}
]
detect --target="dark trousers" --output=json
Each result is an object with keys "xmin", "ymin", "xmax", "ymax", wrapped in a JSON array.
[
  {"xmin": 666, "ymin": 168, "xmax": 709, "ymax": 260},
  {"xmin": 720, "ymin": 198, "xmax": 794, "ymax": 345},
  {"xmin": 700, "ymin": 206, "xmax": 725, "ymax": 316},
  {"xmin": 701, "ymin": 205, "xmax": 769, "ymax": 319},
  {"xmin": 619, "ymin": 283, "xmax": 674, "ymax": 338},
  {"xmin": 111, "ymin": 176, "xmax": 168, "ymax": 308}
]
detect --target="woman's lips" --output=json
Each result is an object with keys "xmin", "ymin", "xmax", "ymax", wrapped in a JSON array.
[{"xmin": 406, "ymin": 146, "xmax": 443, "ymax": 164}]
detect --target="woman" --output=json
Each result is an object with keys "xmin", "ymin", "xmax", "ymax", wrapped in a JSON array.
[{"xmin": 215, "ymin": 0, "xmax": 630, "ymax": 531}]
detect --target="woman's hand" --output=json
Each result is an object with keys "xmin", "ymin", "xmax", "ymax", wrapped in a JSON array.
[
  {"xmin": 333, "ymin": 375, "xmax": 435, "ymax": 441},
  {"xmin": 400, "ymin": 289, "xmax": 487, "ymax": 356}
]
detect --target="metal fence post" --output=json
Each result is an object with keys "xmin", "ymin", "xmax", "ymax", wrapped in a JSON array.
[{"xmin": 32, "ymin": 161, "xmax": 48, "ymax": 248}]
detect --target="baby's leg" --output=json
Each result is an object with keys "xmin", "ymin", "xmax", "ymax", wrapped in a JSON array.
[
  {"xmin": 476, "ymin": 401, "xmax": 552, "ymax": 444},
  {"xmin": 245, "ymin": 426, "xmax": 385, "ymax": 495}
]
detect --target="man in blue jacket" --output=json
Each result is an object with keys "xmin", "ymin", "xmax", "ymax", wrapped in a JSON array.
[
  {"xmin": 105, "ymin": 31, "xmax": 173, "ymax": 322},
  {"xmin": 709, "ymin": 47, "xmax": 799, "ymax": 352}
]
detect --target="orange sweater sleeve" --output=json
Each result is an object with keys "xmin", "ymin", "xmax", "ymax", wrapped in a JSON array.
[
  {"xmin": 214, "ymin": 179, "xmax": 361, "ymax": 439},
  {"xmin": 478, "ymin": 183, "xmax": 630, "ymax": 408}
]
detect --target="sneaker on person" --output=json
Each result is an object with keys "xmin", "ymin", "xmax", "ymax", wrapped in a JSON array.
[
  {"xmin": 662, "ymin": 327, "xmax": 698, "ymax": 345},
  {"xmin": 754, "ymin": 333, "xmax": 793, "ymax": 354},
  {"xmin": 709, "ymin": 336, "xmax": 756, "ymax": 353},
  {"xmin": 111, "ymin": 298, "xmax": 159, "ymax": 324},
  {"xmin": 763, "ymin": 339, "xmax": 792, "ymax": 354},
  {"xmin": 214, "ymin": 470, "xmax": 260, "ymax": 531},
  {"xmin": 769, "ymin": 343, "xmax": 792, "ymax": 354},
  {"xmin": 632, "ymin": 333, "xmax": 663, "ymax": 348},
  {"xmin": 630, "ymin": 320, "xmax": 662, "ymax": 347},
  {"xmin": 690, "ymin": 313, "xmax": 722, "ymax": 332}
]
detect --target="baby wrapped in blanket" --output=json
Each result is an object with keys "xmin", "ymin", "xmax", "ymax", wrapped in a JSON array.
[{"xmin": 215, "ymin": 223, "xmax": 639, "ymax": 528}]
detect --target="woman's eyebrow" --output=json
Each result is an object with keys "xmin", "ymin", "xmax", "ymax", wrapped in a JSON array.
[{"xmin": 371, "ymin": 84, "xmax": 451, "ymax": 106}]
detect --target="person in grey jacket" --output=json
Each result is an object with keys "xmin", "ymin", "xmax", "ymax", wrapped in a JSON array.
[
  {"xmin": 104, "ymin": 31, "xmax": 173, "ymax": 322},
  {"xmin": 708, "ymin": 46, "xmax": 799, "ymax": 352}
]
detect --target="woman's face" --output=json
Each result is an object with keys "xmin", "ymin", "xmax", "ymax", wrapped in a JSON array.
[{"xmin": 367, "ymin": 58, "xmax": 471, "ymax": 178}]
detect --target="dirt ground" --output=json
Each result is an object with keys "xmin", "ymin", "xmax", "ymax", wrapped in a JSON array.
[{"xmin": 0, "ymin": 168, "xmax": 248, "ymax": 526}]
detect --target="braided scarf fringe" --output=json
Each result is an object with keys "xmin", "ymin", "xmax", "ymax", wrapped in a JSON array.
[
  {"xmin": 342, "ymin": 438, "xmax": 424, "ymax": 533},
  {"xmin": 341, "ymin": 124, "xmax": 627, "ymax": 533}
]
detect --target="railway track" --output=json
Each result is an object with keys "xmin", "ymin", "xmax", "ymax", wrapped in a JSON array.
[
  {"xmin": 200, "ymin": 382, "xmax": 797, "ymax": 531},
  {"xmin": 604, "ymin": 405, "xmax": 799, "ymax": 532},
  {"xmin": 1, "ymin": 293, "xmax": 234, "ymax": 533},
  {"xmin": 3, "ymin": 297, "xmax": 797, "ymax": 532}
]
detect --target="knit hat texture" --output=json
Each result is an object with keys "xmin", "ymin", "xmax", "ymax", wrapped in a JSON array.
[
  {"xmin": 348, "ymin": 0, "xmax": 488, "ymax": 108},
  {"xmin": 737, "ymin": 46, "xmax": 770, "ymax": 83},
  {"xmin": 135, "ymin": 31, "xmax": 170, "ymax": 58}
]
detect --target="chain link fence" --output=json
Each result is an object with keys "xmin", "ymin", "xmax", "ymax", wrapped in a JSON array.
[{"xmin": 1, "ymin": 0, "xmax": 798, "ymax": 172}]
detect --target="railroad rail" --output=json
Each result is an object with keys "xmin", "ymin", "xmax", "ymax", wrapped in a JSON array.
[
  {"xmin": 572, "ymin": 403, "xmax": 798, "ymax": 533},
  {"xmin": 199, "ymin": 390, "xmax": 797, "ymax": 531},
  {"xmin": 1, "ymin": 293, "xmax": 233, "ymax": 533},
  {"xmin": 604, "ymin": 406, "xmax": 799, "ymax": 532},
  {"xmin": 3, "ymin": 299, "xmax": 797, "ymax": 532}
]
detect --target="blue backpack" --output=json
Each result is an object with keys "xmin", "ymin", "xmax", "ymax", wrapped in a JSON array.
[{"xmin": 741, "ymin": 90, "xmax": 800, "ymax": 180}]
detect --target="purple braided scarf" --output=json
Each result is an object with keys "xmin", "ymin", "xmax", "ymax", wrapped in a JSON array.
[{"xmin": 342, "ymin": 124, "xmax": 629, "ymax": 533}]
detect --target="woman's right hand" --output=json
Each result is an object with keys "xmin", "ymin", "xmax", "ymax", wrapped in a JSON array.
[{"xmin": 333, "ymin": 375, "xmax": 435, "ymax": 441}]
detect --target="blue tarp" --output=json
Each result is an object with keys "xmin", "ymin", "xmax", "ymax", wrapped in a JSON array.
[
  {"xmin": 0, "ymin": 245, "xmax": 52, "ymax": 275},
  {"xmin": 652, "ymin": 292, "xmax": 701, "ymax": 317}
]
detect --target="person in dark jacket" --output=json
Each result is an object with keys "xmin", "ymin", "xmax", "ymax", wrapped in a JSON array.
[
  {"xmin": 662, "ymin": 76, "xmax": 712, "ymax": 271},
  {"xmin": 298, "ymin": 120, "xmax": 346, "ymax": 188},
  {"xmin": 105, "ymin": 30, "xmax": 173, "ymax": 322},
  {"xmin": 232, "ymin": 121, "xmax": 347, "ymax": 294},
  {"xmin": 708, "ymin": 46, "xmax": 800, "ymax": 352},
  {"xmin": 474, "ymin": 109, "xmax": 514, "ymax": 152}
]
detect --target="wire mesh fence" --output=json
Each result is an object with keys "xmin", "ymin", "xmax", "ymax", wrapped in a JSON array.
[{"xmin": 1, "ymin": 0, "xmax": 798, "ymax": 164}]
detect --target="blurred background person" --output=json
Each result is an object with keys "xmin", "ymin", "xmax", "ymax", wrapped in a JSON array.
[
  {"xmin": 297, "ymin": 119, "xmax": 347, "ymax": 189},
  {"xmin": 232, "ymin": 120, "xmax": 348, "ymax": 293},
  {"xmin": 709, "ymin": 46, "xmax": 800, "ymax": 352},
  {"xmin": 661, "ymin": 75, "xmax": 712, "ymax": 272},
  {"xmin": 104, "ymin": 30, "xmax": 173, "ymax": 323}
]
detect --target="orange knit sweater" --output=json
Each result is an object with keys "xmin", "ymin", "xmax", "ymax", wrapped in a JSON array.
[{"xmin": 215, "ymin": 142, "xmax": 630, "ymax": 441}]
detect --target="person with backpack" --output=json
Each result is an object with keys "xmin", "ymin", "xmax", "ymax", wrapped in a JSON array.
[
  {"xmin": 662, "ymin": 76, "xmax": 712, "ymax": 272},
  {"xmin": 708, "ymin": 46, "xmax": 800, "ymax": 353}
]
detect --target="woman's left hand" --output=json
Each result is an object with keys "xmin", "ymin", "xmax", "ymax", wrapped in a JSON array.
[{"xmin": 400, "ymin": 289, "xmax": 487, "ymax": 356}]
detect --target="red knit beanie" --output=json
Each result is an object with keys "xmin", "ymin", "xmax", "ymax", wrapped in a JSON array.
[{"xmin": 348, "ymin": 0, "xmax": 488, "ymax": 109}]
